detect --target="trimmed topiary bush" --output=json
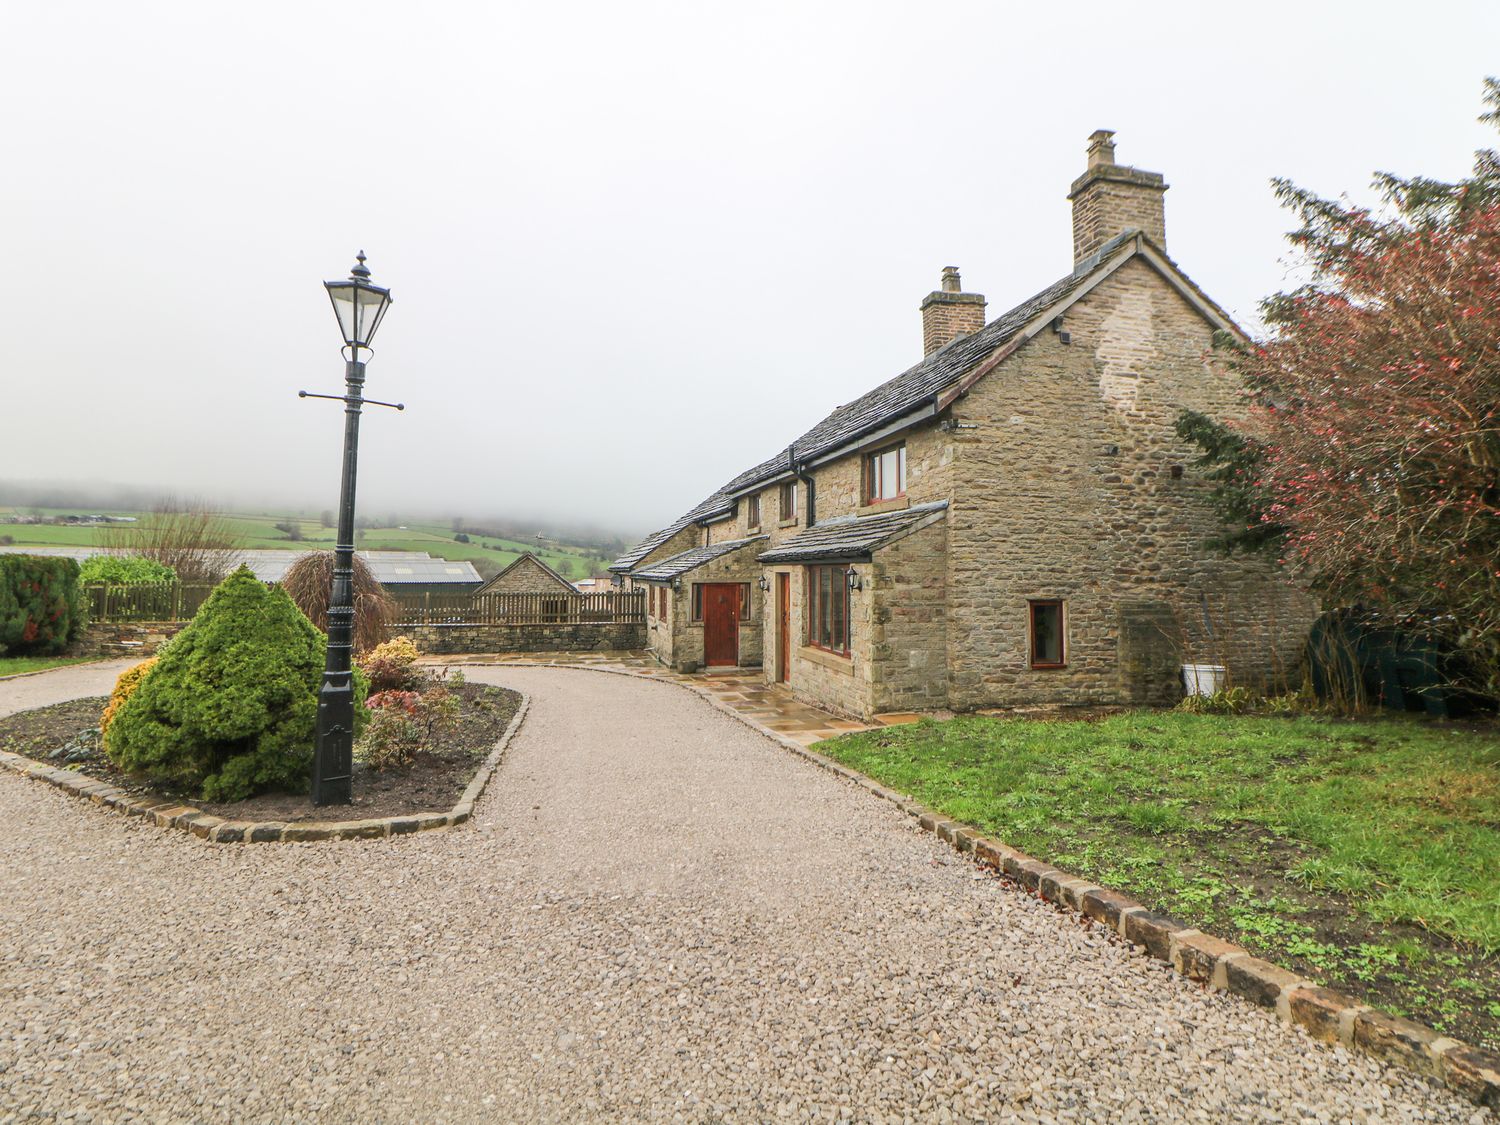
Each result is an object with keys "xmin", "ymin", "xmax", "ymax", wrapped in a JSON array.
[
  {"xmin": 78, "ymin": 555, "xmax": 176, "ymax": 585},
  {"xmin": 0, "ymin": 555, "xmax": 86, "ymax": 655},
  {"xmin": 104, "ymin": 566, "xmax": 364, "ymax": 801},
  {"xmin": 100, "ymin": 657, "xmax": 158, "ymax": 737}
]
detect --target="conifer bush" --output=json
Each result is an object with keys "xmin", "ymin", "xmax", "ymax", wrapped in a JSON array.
[
  {"xmin": 104, "ymin": 566, "xmax": 364, "ymax": 801},
  {"xmin": 0, "ymin": 555, "xmax": 86, "ymax": 655}
]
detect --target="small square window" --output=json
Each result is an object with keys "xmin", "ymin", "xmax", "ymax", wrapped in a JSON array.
[
  {"xmin": 864, "ymin": 443, "xmax": 907, "ymax": 503},
  {"xmin": 1029, "ymin": 600, "xmax": 1065, "ymax": 668}
]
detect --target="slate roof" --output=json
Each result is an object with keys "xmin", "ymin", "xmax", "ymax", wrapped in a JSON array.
[
  {"xmin": 614, "ymin": 231, "xmax": 1143, "ymax": 571},
  {"xmin": 631, "ymin": 536, "xmax": 767, "ymax": 583},
  {"xmin": 609, "ymin": 490, "xmax": 735, "ymax": 572},
  {"xmin": 757, "ymin": 502, "xmax": 948, "ymax": 564}
]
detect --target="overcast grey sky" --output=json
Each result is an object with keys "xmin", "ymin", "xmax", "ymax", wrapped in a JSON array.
[{"xmin": 2, "ymin": 1, "xmax": 1496, "ymax": 539}]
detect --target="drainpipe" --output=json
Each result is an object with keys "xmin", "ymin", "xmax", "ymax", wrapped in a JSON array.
[{"xmin": 794, "ymin": 455, "xmax": 816, "ymax": 526}]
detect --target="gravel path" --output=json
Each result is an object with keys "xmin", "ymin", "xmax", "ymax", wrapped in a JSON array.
[{"xmin": 0, "ymin": 664, "xmax": 1485, "ymax": 1123}]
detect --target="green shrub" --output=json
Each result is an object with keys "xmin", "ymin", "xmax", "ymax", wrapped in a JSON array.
[
  {"xmin": 358, "ymin": 634, "xmax": 422, "ymax": 693},
  {"xmin": 0, "ymin": 555, "xmax": 86, "ymax": 655},
  {"xmin": 104, "ymin": 566, "xmax": 364, "ymax": 801},
  {"xmin": 78, "ymin": 555, "xmax": 176, "ymax": 585},
  {"xmin": 1176, "ymin": 685, "xmax": 1259, "ymax": 715}
]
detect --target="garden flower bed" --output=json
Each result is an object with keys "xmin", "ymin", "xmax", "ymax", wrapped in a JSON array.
[{"xmin": 0, "ymin": 682, "xmax": 520, "ymax": 823}]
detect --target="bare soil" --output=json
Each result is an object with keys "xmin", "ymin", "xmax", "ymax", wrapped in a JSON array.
[{"xmin": 0, "ymin": 683, "xmax": 520, "ymax": 823}]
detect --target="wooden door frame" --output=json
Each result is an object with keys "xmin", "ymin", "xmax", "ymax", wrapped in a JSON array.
[
  {"xmin": 701, "ymin": 582, "xmax": 740, "ymax": 668},
  {"xmin": 775, "ymin": 571, "xmax": 790, "ymax": 683}
]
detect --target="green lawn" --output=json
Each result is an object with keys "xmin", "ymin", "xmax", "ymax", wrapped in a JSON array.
[
  {"xmin": 818, "ymin": 711, "xmax": 1500, "ymax": 1047},
  {"xmin": 0, "ymin": 654, "xmax": 107, "ymax": 678}
]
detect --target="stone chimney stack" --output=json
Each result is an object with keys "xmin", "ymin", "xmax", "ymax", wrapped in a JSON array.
[
  {"xmin": 1067, "ymin": 129, "xmax": 1168, "ymax": 265},
  {"xmin": 919, "ymin": 267, "xmax": 986, "ymax": 356}
]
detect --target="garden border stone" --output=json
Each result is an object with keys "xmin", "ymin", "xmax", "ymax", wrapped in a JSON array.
[
  {"xmin": 0, "ymin": 692, "xmax": 529, "ymax": 845},
  {"xmin": 448, "ymin": 658, "xmax": 1499, "ymax": 1110}
]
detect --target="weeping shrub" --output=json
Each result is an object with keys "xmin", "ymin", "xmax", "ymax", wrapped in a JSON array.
[
  {"xmin": 0, "ymin": 555, "xmax": 86, "ymax": 655},
  {"xmin": 280, "ymin": 551, "xmax": 395, "ymax": 656},
  {"xmin": 104, "ymin": 567, "xmax": 365, "ymax": 801}
]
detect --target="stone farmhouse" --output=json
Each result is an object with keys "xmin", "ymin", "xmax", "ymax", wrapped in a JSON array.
[{"xmin": 611, "ymin": 132, "xmax": 1316, "ymax": 719}]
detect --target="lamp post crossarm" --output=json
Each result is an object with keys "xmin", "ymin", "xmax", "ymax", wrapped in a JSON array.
[{"xmin": 299, "ymin": 390, "xmax": 405, "ymax": 411}]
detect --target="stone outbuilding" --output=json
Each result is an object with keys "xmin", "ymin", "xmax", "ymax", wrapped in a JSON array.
[
  {"xmin": 612, "ymin": 131, "xmax": 1317, "ymax": 718},
  {"xmin": 474, "ymin": 552, "xmax": 577, "ymax": 596}
]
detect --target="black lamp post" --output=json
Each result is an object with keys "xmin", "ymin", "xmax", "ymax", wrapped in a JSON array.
[{"xmin": 302, "ymin": 252, "xmax": 396, "ymax": 806}]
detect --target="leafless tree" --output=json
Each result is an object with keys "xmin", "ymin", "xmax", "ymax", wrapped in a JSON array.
[
  {"xmin": 280, "ymin": 551, "xmax": 395, "ymax": 654},
  {"xmin": 108, "ymin": 499, "xmax": 240, "ymax": 585}
]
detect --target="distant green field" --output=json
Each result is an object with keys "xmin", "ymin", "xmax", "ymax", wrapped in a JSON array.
[{"xmin": 0, "ymin": 507, "xmax": 609, "ymax": 578}]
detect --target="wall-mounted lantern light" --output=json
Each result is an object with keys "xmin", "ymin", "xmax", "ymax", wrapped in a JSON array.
[
  {"xmin": 846, "ymin": 566, "xmax": 862, "ymax": 592},
  {"xmin": 757, "ymin": 575, "xmax": 770, "ymax": 592},
  {"xmin": 672, "ymin": 576, "xmax": 682, "ymax": 591}
]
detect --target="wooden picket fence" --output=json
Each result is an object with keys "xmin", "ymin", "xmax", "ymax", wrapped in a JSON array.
[
  {"xmin": 82, "ymin": 582, "xmax": 218, "ymax": 623},
  {"xmin": 390, "ymin": 590, "xmax": 645, "ymax": 627},
  {"xmin": 82, "ymin": 582, "xmax": 647, "ymax": 629}
]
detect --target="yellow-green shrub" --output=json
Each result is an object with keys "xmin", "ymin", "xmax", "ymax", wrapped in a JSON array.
[
  {"xmin": 358, "ymin": 634, "xmax": 421, "ymax": 693},
  {"xmin": 100, "ymin": 658, "xmax": 158, "ymax": 737}
]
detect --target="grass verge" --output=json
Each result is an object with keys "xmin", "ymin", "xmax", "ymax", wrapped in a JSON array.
[
  {"xmin": 817, "ymin": 711, "xmax": 1500, "ymax": 1049},
  {"xmin": 0, "ymin": 655, "xmax": 106, "ymax": 678}
]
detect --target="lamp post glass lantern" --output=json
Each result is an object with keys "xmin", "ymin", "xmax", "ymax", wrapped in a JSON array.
[{"xmin": 310, "ymin": 251, "xmax": 393, "ymax": 806}]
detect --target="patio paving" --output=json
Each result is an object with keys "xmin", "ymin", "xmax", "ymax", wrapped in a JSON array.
[{"xmin": 426, "ymin": 651, "xmax": 887, "ymax": 746}]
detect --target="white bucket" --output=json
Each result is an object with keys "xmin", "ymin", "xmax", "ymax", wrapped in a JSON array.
[{"xmin": 1181, "ymin": 663, "xmax": 1227, "ymax": 697}]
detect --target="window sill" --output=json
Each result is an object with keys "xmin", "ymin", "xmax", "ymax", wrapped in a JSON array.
[
  {"xmin": 777, "ymin": 518, "xmax": 799, "ymax": 529},
  {"xmin": 858, "ymin": 495, "xmax": 910, "ymax": 516},
  {"xmin": 798, "ymin": 644, "xmax": 853, "ymax": 674},
  {"xmin": 1030, "ymin": 662, "xmax": 1068, "ymax": 671}
]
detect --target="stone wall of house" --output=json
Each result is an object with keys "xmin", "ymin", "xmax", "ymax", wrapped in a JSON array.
[
  {"xmin": 73, "ymin": 621, "xmax": 187, "ymax": 661},
  {"xmin": 407, "ymin": 622, "xmax": 645, "ymax": 655},
  {"xmin": 645, "ymin": 583, "xmax": 674, "ymax": 665},
  {"xmin": 760, "ymin": 564, "xmax": 876, "ymax": 719},
  {"xmin": 664, "ymin": 545, "xmax": 765, "ymax": 673},
  {"xmin": 870, "ymin": 520, "xmax": 949, "ymax": 713},
  {"xmin": 942, "ymin": 256, "xmax": 1317, "ymax": 710},
  {"xmin": 483, "ymin": 556, "xmax": 574, "ymax": 595},
  {"xmin": 730, "ymin": 423, "xmax": 957, "ymax": 550}
]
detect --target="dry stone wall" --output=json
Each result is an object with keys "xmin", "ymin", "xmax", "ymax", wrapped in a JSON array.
[{"xmin": 407, "ymin": 622, "xmax": 644, "ymax": 655}]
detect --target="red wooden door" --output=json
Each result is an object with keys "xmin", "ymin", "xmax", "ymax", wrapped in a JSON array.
[
  {"xmin": 775, "ymin": 573, "xmax": 790, "ymax": 682},
  {"xmin": 702, "ymin": 584, "xmax": 740, "ymax": 667}
]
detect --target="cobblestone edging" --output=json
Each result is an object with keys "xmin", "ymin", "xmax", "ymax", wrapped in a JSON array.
[
  {"xmin": 454, "ymin": 660, "xmax": 1500, "ymax": 1110},
  {"xmin": 0, "ymin": 693, "xmax": 529, "ymax": 845}
]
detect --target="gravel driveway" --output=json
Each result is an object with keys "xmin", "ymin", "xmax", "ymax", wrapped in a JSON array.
[{"xmin": 0, "ymin": 664, "xmax": 1484, "ymax": 1122}]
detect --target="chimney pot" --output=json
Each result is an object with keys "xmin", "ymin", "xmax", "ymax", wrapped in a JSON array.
[
  {"xmin": 1086, "ymin": 129, "xmax": 1117, "ymax": 168},
  {"xmin": 941, "ymin": 266, "xmax": 962, "ymax": 292}
]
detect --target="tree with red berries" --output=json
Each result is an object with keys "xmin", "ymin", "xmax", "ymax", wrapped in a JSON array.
[{"xmin": 1184, "ymin": 80, "xmax": 1500, "ymax": 694}]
